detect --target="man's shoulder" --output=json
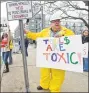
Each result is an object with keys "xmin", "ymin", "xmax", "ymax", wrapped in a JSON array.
[{"xmin": 61, "ymin": 26, "xmax": 75, "ymax": 35}]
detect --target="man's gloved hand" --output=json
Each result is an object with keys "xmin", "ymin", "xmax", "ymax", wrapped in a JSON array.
[{"xmin": 55, "ymin": 34, "xmax": 63, "ymax": 38}]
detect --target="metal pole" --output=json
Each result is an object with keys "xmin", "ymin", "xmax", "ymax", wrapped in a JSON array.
[
  {"xmin": 36, "ymin": 20, "xmax": 38, "ymax": 32},
  {"xmin": 31, "ymin": 1, "xmax": 33, "ymax": 17},
  {"xmin": 19, "ymin": 20, "xmax": 30, "ymax": 93}
]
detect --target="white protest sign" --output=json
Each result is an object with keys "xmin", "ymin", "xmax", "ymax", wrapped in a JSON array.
[
  {"xmin": 82, "ymin": 43, "xmax": 88, "ymax": 58},
  {"xmin": 36, "ymin": 35, "xmax": 83, "ymax": 73},
  {"xmin": 6, "ymin": 1, "xmax": 32, "ymax": 21},
  {"xmin": 0, "ymin": 17, "xmax": 9, "ymax": 32}
]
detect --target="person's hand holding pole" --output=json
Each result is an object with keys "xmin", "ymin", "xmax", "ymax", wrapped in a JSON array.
[{"xmin": 24, "ymin": 29, "xmax": 29, "ymax": 34}]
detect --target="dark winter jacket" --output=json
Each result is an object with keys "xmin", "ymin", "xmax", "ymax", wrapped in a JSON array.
[
  {"xmin": 24, "ymin": 38, "xmax": 29, "ymax": 48},
  {"xmin": 82, "ymin": 35, "xmax": 89, "ymax": 44},
  {"xmin": 82, "ymin": 35, "xmax": 89, "ymax": 52}
]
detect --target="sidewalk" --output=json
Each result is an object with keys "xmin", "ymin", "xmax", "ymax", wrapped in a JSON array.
[{"xmin": 1, "ymin": 44, "xmax": 88, "ymax": 92}]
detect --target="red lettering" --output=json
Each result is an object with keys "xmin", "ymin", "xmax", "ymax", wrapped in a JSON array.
[
  {"xmin": 13, "ymin": 14, "xmax": 26, "ymax": 19},
  {"xmin": 15, "ymin": 6, "xmax": 23, "ymax": 10},
  {"xmin": 83, "ymin": 48, "xmax": 86, "ymax": 55},
  {"xmin": 46, "ymin": 45, "xmax": 53, "ymax": 51},
  {"xmin": 57, "ymin": 53, "xmax": 66, "ymax": 63},
  {"xmin": 77, "ymin": 53, "xmax": 81, "ymax": 64},
  {"xmin": 43, "ymin": 53, "xmax": 50, "ymax": 61}
]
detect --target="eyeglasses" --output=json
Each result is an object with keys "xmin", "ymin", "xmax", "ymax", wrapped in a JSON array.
[{"xmin": 51, "ymin": 19, "xmax": 60, "ymax": 23}]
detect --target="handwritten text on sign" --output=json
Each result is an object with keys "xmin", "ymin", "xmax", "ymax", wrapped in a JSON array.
[
  {"xmin": 82, "ymin": 43, "xmax": 88, "ymax": 58},
  {"xmin": 6, "ymin": 1, "xmax": 32, "ymax": 20},
  {"xmin": 36, "ymin": 35, "xmax": 83, "ymax": 73},
  {"xmin": 0, "ymin": 18, "xmax": 9, "ymax": 32}
]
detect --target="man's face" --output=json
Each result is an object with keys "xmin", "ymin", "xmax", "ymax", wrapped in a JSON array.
[{"xmin": 50, "ymin": 19, "xmax": 61, "ymax": 31}]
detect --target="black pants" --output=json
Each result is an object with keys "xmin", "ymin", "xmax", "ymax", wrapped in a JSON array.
[{"xmin": 25, "ymin": 47, "xmax": 28, "ymax": 56}]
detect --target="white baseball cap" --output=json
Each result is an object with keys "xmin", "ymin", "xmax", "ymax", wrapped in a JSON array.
[{"xmin": 50, "ymin": 12, "xmax": 62, "ymax": 22}]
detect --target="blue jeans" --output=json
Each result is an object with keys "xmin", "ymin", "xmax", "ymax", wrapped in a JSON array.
[
  {"xmin": 2, "ymin": 51, "xmax": 10, "ymax": 64},
  {"xmin": 83, "ymin": 52, "xmax": 89, "ymax": 72}
]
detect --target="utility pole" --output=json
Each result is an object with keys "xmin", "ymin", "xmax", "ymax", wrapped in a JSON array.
[
  {"xmin": 40, "ymin": 1, "xmax": 44, "ymax": 30},
  {"xmin": 31, "ymin": 1, "xmax": 33, "ymax": 17},
  {"xmin": 19, "ymin": 20, "xmax": 30, "ymax": 92}
]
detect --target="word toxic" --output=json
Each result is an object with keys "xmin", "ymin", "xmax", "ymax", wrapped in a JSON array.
[{"xmin": 43, "ymin": 52, "xmax": 81, "ymax": 64}]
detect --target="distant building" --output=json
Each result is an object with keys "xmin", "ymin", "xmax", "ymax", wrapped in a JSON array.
[{"xmin": 61, "ymin": 20, "xmax": 85, "ymax": 34}]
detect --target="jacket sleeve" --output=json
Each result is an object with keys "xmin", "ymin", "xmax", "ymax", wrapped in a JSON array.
[
  {"xmin": 26, "ymin": 29, "xmax": 45, "ymax": 40},
  {"xmin": 61, "ymin": 26, "xmax": 75, "ymax": 36},
  {"xmin": 82, "ymin": 36, "xmax": 84, "ymax": 44}
]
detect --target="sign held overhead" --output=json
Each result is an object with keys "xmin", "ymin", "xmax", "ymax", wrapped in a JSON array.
[
  {"xmin": 0, "ymin": 17, "xmax": 9, "ymax": 32},
  {"xmin": 6, "ymin": 1, "xmax": 32, "ymax": 21}
]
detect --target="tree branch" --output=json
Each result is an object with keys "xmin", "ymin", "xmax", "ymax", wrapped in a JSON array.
[
  {"xmin": 67, "ymin": 1, "xmax": 89, "ymax": 12},
  {"xmin": 50, "ymin": 2, "xmax": 88, "ymax": 28},
  {"xmin": 62, "ymin": 16, "xmax": 88, "ymax": 28}
]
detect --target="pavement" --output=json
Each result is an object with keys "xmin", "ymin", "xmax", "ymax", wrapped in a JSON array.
[{"xmin": 1, "ymin": 44, "xmax": 88, "ymax": 92}]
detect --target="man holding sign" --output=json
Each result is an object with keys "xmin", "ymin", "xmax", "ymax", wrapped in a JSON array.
[{"xmin": 24, "ymin": 12, "xmax": 74, "ymax": 92}]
